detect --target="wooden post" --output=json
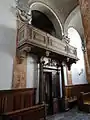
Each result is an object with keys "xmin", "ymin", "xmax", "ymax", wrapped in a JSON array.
[
  {"xmin": 56, "ymin": 66, "xmax": 60, "ymax": 98},
  {"xmin": 39, "ymin": 58, "xmax": 44, "ymax": 103},
  {"xmin": 60, "ymin": 63, "xmax": 66, "ymax": 111},
  {"xmin": 61, "ymin": 64, "xmax": 65, "ymax": 98}
]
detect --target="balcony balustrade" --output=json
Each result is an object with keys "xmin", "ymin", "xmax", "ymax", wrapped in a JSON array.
[{"xmin": 17, "ymin": 23, "xmax": 77, "ymax": 61}]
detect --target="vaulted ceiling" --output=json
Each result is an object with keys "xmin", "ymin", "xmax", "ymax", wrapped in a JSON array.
[
  {"xmin": 20, "ymin": 0, "xmax": 78, "ymax": 23},
  {"xmin": 19, "ymin": 0, "xmax": 84, "ymax": 39}
]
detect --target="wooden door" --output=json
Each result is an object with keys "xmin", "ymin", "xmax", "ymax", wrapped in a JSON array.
[{"xmin": 43, "ymin": 72, "xmax": 53, "ymax": 115}]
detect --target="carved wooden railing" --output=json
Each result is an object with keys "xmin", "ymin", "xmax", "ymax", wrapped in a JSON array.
[{"xmin": 17, "ymin": 23, "xmax": 77, "ymax": 60}]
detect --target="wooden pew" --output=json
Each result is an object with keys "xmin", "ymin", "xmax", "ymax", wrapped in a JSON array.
[
  {"xmin": 65, "ymin": 84, "xmax": 90, "ymax": 109},
  {"xmin": 0, "ymin": 104, "xmax": 46, "ymax": 120},
  {"xmin": 65, "ymin": 84, "xmax": 90, "ymax": 99},
  {"xmin": 78, "ymin": 92, "xmax": 90, "ymax": 112},
  {"xmin": 0, "ymin": 88, "xmax": 36, "ymax": 113}
]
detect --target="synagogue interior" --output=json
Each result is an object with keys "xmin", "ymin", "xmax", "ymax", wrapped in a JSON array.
[{"xmin": 1, "ymin": 0, "xmax": 90, "ymax": 120}]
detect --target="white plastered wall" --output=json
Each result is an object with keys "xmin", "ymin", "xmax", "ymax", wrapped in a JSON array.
[
  {"xmin": 64, "ymin": 6, "xmax": 87, "ymax": 85},
  {"xmin": 26, "ymin": 54, "xmax": 39, "ymax": 103},
  {"xmin": 68, "ymin": 28, "xmax": 87, "ymax": 85},
  {"xmin": 0, "ymin": 0, "xmax": 16, "ymax": 89},
  {"xmin": 26, "ymin": 55, "xmax": 38, "ymax": 88}
]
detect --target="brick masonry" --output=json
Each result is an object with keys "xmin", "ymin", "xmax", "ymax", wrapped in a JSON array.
[
  {"xmin": 12, "ymin": 56, "xmax": 27, "ymax": 89},
  {"xmin": 79, "ymin": 0, "xmax": 90, "ymax": 83}
]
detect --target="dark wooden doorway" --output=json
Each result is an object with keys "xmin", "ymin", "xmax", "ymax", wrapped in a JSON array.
[{"xmin": 43, "ymin": 72, "xmax": 53, "ymax": 115}]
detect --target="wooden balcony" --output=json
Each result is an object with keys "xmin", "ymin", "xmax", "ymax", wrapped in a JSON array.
[{"xmin": 17, "ymin": 23, "xmax": 78, "ymax": 62}]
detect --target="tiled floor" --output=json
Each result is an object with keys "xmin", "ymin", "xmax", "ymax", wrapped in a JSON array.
[{"xmin": 47, "ymin": 107, "xmax": 90, "ymax": 120}]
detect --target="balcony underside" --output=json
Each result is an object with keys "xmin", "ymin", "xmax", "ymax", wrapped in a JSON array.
[{"xmin": 17, "ymin": 42, "xmax": 76, "ymax": 66}]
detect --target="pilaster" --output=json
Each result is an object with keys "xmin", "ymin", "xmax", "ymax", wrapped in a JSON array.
[
  {"xmin": 12, "ymin": 55, "xmax": 27, "ymax": 88},
  {"xmin": 79, "ymin": 0, "xmax": 90, "ymax": 83}
]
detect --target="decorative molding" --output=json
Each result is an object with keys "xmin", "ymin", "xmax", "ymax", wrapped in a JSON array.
[
  {"xmin": 17, "ymin": 22, "xmax": 78, "ymax": 63},
  {"xmin": 15, "ymin": 0, "xmax": 32, "ymax": 23},
  {"xmin": 45, "ymin": 51, "xmax": 50, "ymax": 57}
]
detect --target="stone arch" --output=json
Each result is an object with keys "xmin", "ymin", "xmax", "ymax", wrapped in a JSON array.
[
  {"xmin": 64, "ymin": 6, "xmax": 85, "ymax": 54},
  {"xmin": 64, "ymin": 6, "xmax": 84, "ymax": 40},
  {"xmin": 29, "ymin": 1, "xmax": 63, "ymax": 39}
]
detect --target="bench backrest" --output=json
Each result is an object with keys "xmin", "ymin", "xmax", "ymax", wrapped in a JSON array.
[
  {"xmin": 80, "ymin": 92, "xmax": 90, "ymax": 101},
  {"xmin": 65, "ymin": 84, "xmax": 90, "ymax": 99},
  {"xmin": 0, "ymin": 88, "xmax": 36, "ymax": 113},
  {"xmin": 1, "ymin": 104, "xmax": 46, "ymax": 120}
]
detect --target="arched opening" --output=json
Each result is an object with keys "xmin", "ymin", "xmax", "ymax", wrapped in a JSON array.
[
  {"xmin": 68, "ymin": 27, "xmax": 87, "ymax": 85},
  {"xmin": 31, "ymin": 10, "xmax": 56, "ymax": 37},
  {"xmin": 29, "ymin": 2, "xmax": 63, "ymax": 39},
  {"xmin": 64, "ymin": 6, "xmax": 84, "ymax": 40}
]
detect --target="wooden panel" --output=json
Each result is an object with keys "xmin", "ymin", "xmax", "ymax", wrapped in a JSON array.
[
  {"xmin": 65, "ymin": 84, "xmax": 90, "ymax": 99},
  {"xmin": 13, "ymin": 93, "xmax": 22, "ymax": 110},
  {"xmin": 1, "ymin": 104, "xmax": 46, "ymax": 120},
  {"xmin": 47, "ymin": 34, "xmax": 67, "ymax": 56},
  {"xmin": 53, "ymin": 98, "xmax": 60, "ymax": 114},
  {"xmin": 32, "ymin": 29, "xmax": 46, "ymax": 48},
  {"xmin": 78, "ymin": 92, "xmax": 90, "ymax": 112},
  {"xmin": 0, "ymin": 88, "xmax": 36, "ymax": 113}
]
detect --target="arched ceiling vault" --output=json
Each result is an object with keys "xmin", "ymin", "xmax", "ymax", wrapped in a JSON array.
[
  {"xmin": 29, "ymin": 2, "xmax": 63, "ymax": 39},
  {"xmin": 18, "ymin": 0, "xmax": 84, "ymax": 40},
  {"xmin": 64, "ymin": 6, "xmax": 84, "ymax": 40},
  {"xmin": 19, "ymin": 0, "xmax": 78, "ymax": 24}
]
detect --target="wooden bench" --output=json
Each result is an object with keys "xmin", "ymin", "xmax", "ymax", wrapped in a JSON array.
[
  {"xmin": 0, "ymin": 104, "xmax": 46, "ymax": 120},
  {"xmin": 78, "ymin": 92, "xmax": 90, "ymax": 112},
  {"xmin": 0, "ymin": 88, "xmax": 36, "ymax": 113}
]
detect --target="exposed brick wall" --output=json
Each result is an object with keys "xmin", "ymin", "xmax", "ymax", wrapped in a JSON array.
[
  {"xmin": 12, "ymin": 57, "xmax": 27, "ymax": 88},
  {"xmin": 66, "ymin": 66, "xmax": 72, "ymax": 85},
  {"xmin": 79, "ymin": 0, "xmax": 90, "ymax": 83}
]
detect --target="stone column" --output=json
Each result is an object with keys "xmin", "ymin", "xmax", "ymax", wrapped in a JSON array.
[{"xmin": 79, "ymin": 0, "xmax": 90, "ymax": 82}]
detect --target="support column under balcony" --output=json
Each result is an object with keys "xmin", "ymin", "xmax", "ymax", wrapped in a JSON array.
[
  {"xmin": 39, "ymin": 58, "xmax": 44, "ymax": 103},
  {"xmin": 60, "ymin": 63, "xmax": 66, "ymax": 111}
]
